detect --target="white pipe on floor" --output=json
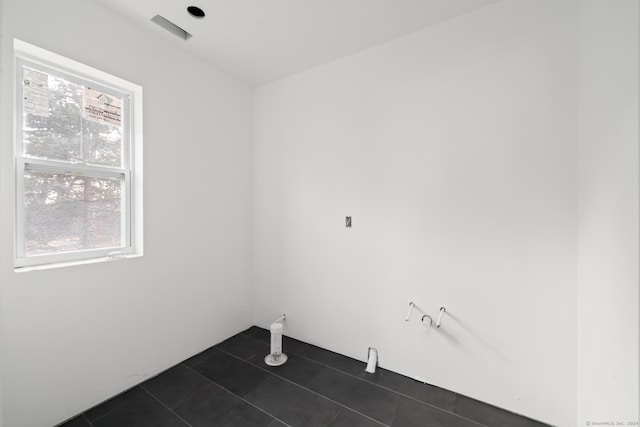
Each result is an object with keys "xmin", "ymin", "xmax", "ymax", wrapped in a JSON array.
[{"xmin": 365, "ymin": 347, "xmax": 378, "ymax": 373}]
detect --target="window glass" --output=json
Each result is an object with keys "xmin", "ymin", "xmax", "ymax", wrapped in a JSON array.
[
  {"xmin": 23, "ymin": 69, "xmax": 124, "ymax": 167},
  {"xmin": 24, "ymin": 171, "xmax": 123, "ymax": 256}
]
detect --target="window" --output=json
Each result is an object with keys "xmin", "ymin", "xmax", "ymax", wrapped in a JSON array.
[{"xmin": 14, "ymin": 40, "xmax": 143, "ymax": 269}]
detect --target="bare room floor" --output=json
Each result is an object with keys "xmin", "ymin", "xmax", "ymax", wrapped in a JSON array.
[{"xmin": 60, "ymin": 326, "xmax": 549, "ymax": 427}]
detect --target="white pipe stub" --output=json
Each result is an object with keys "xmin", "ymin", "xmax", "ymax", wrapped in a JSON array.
[
  {"xmin": 365, "ymin": 347, "xmax": 378, "ymax": 373},
  {"xmin": 265, "ymin": 317, "xmax": 288, "ymax": 366}
]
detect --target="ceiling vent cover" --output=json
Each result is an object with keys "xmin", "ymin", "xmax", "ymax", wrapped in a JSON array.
[{"xmin": 151, "ymin": 15, "xmax": 192, "ymax": 40}]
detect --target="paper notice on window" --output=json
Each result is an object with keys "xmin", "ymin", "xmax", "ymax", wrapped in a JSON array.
[
  {"xmin": 23, "ymin": 68, "xmax": 50, "ymax": 117},
  {"xmin": 83, "ymin": 87, "xmax": 123, "ymax": 127}
]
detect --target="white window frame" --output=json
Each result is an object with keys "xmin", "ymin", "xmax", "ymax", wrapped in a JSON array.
[{"xmin": 14, "ymin": 40, "xmax": 143, "ymax": 270}]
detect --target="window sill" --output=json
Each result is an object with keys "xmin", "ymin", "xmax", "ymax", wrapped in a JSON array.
[{"xmin": 14, "ymin": 253, "xmax": 142, "ymax": 273}]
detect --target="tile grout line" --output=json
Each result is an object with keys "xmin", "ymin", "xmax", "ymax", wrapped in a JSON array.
[
  {"xmin": 329, "ymin": 407, "xmax": 346, "ymax": 426},
  {"xmin": 80, "ymin": 386, "xmax": 147, "ymax": 424},
  {"xmin": 145, "ymin": 381, "xmax": 211, "ymax": 413},
  {"xmin": 241, "ymin": 330, "xmax": 479, "ymax": 416},
  {"xmin": 294, "ymin": 354, "xmax": 486, "ymax": 427},
  {"xmin": 180, "ymin": 363, "xmax": 294, "ymax": 427},
  {"xmin": 81, "ymin": 413, "xmax": 95, "ymax": 427},
  {"xmin": 140, "ymin": 384, "xmax": 195, "ymax": 427},
  {"xmin": 213, "ymin": 346, "xmax": 390, "ymax": 427},
  {"xmin": 239, "ymin": 330, "xmax": 487, "ymax": 427}
]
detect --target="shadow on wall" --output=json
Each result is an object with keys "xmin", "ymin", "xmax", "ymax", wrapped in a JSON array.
[{"xmin": 444, "ymin": 311, "xmax": 510, "ymax": 364}]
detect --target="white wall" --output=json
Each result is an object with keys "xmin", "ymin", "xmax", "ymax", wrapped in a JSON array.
[
  {"xmin": 577, "ymin": 0, "xmax": 640, "ymax": 425},
  {"xmin": 253, "ymin": 1, "xmax": 580, "ymax": 425},
  {"xmin": 0, "ymin": 0, "xmax": 4, "ymax": 422},
  {"xmin": 1, "ymin": 1, "xmax": 637, "ymax": 426},
  {"xmin": 0, "ymin": 1, "xmax": 254, "ymax": 426}
]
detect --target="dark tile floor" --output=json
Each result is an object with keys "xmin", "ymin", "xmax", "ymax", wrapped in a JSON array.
[{"xmin": 59, "ymin": 327, "xmax": 551, "ymax": 427}]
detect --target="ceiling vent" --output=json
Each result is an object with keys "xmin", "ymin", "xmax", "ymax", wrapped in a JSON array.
[{"xmin": 151, "ymin": 15, "xmax": 192, "ymax": 40}]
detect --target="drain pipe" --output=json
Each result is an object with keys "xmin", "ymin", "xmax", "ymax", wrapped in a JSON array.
[
  {"xmin": 265, "ymin": 314, "xmax": 288, "ymax": 367},
  {"xmin": 365, "ymin": 347, "xmax": 378, "ymax": 373}
]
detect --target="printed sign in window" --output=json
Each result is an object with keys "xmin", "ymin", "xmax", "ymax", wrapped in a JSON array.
[
  {"xmin": 83, "ymin": 87, "xmax": 122, "ymax": 127},
  {"xmin": 23, "ymin": 68, "xmax": 50, "ymax": 117}
]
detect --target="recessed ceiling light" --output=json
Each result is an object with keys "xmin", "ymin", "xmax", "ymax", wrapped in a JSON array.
[{"xmin": 187, "ymin": 6, "xmax": 205, "ymax": 19}]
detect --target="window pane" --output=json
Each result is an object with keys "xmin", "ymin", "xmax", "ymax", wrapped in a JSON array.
[
  {"xmin": 23, "ymin": 73, "xmax": 83, "ymax": 162},
  {"xmin": 24, "ymin": 170, "xmax": 123, "ymax": 256},
  {"xmin": 81, "ymin": 119, "xmax": 122, "ymax": 167},
  {"xmin": 22, "ymin": 68, "xmax": 123, "ymax": 167}
]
